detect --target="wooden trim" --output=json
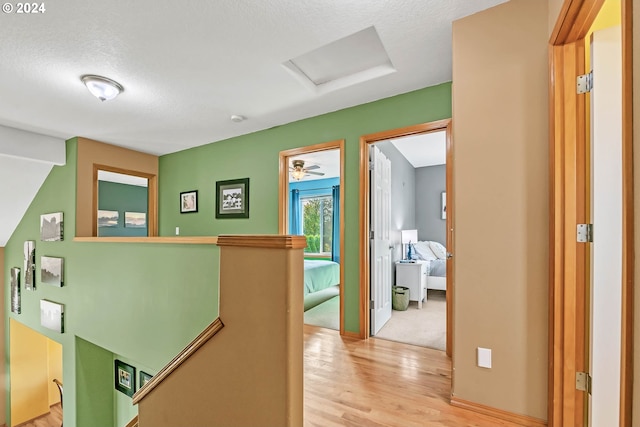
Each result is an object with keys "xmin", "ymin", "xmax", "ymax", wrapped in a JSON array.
[
  {"xmin": 549, "ymin": 39, "xmax": 589, "ymax": 427},
  {"xmin": 550, "ymin": 0, "xmax": 606, "ymax": 45},
  {"xmin": 216, "ymin": 234, "xmax": 307, "ymax": 249},
  {"xmin": 620, "ymin": 0, "xmax": 634, "ymax": 425},
  {"xmin": 124, "ymin": 415, "xmax": 139, "ymax": 427},
  {"xmin": 73, "ymin": 236, "xmax": 219, "ymax": 244},
  {"xmin": 450, "ymin": 397, "xmax": 547, "ymax": 427},
  {"xmin": 359, "ymin": 120, "xmax": 452, "ymax": 340},
  {"xmin": 278, "ymin": 140, "xmax": 346, "ymax": 335},
  {"xmin": 133, "ymin": 318, "xmax": 224, "ymax": 404},
  {"xmin": 444, "ymin": 120, "xmax": 453, "ymax": 358}
]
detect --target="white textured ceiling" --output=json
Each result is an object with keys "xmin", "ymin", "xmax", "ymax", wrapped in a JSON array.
[
  {"xmin": 0, "ymin": 0, "xmax": 508, "ymax": 155},
  {"xmin": 0, "ymin": 0, "xmax": 509, "ymax": 246},
  {"xmin": 391, "ymin": 130, "xmax": 447, "ymax": 168}
]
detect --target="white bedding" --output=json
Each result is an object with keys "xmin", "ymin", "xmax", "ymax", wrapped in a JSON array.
[{"xmin": 411, "ymin": 240, "xmax": 447, "ymax": 291}]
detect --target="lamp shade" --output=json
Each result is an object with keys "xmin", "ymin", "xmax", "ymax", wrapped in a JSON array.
[{"xmin": 401, "ymin": 229, "xmax": 418, "ymax": 244}]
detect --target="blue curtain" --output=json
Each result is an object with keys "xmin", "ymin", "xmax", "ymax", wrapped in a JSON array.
[
  {"xmin": 331, "ymin": 185, "xmax": 340, "ymax": 263},
  {"xmin": 290, "ymin": 189, "xmax": 301, "ymax": 235}
]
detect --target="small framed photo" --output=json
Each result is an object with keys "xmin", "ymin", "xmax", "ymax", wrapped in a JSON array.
[
  {"xmin": 215, "ymin": 178, "xmax": 249, "ymax": 219},
  {"xmin": 40, "ymin": 300, "xmax": 64, "ymax": 333},
  {"xmin": 98, "ymin": 210, "xmax": 119, "ymax": 227},
  {"xmin": 41, "ymin": 256, "xmax": 64, "ymax": 287},
  {"xmin": 115, "ymin": 360, "xmax": 136, "ymax": 397},
  {"xmin": 441, "ymin": 191, "xmax": 447, "ymax": 220},
  {"xmin": 40, "ymin": 212, "xmax": 64, "ymax": 241},
  {"xmin": 180, "ymin": 190, "xmax": 198, "ymax": 213},
  {"xmin": 10, "ymin": 267, "xmax": 20, "ymax": 314},
  {"xmin": 125, "ymin": 212, "xmax": 146, "ymax": 228},
  {"xmin": 24, "ymin": 241, "xmax": 35, "ymax": 290},
  {"xmin": 139, "ymin": 371, "xmax": 153, "ymax": 389}
]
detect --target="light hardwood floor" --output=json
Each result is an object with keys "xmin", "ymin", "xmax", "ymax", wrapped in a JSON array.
[
  {"xmin": 304, "ymin": 325, "xmax": 528, "ymax": 427},
  {"xmin": 16, "ymin": 403, "xmax": 62, "ymax": 427}
]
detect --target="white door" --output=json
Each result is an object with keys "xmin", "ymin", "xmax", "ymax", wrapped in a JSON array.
[
  {"xmin": 589, "ymin": 25, "xmax": 622, "ymax": 427},
  {"xmin": 370, "ymin": 145, "xmax": 392, "ymax": 335}
]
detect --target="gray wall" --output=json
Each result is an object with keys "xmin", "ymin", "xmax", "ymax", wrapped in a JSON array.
[
  {"xmin": 415, "ymin": 165, "xmax": 446, "ymax": 245},
  {"xmin": 375, "ymin": 141, "xmax": 416, "ymax": 262}
]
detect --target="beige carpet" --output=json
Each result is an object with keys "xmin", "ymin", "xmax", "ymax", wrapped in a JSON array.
[{"xmin": 374, "ymin": 290, "xmax": 446, "ymax": 351}]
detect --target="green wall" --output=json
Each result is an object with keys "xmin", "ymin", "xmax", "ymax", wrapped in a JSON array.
[
  {"xmin": 159, "ymin": 83, "xmax": 452, "ymax": 333},
  {"xmin": 98, "ymin": 181, "xmax": 148, "ymax": 237},
  {"xmin": 4, "ymin": 83, "xmax": 451, "ymax": 426},
  {"xmin": 4, "ymin": 139, "xmax": 219, "ymax": 427}
]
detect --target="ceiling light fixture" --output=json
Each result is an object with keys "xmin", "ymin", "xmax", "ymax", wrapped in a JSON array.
[
  {"xmin": 230, "ymin": 114, "xmax": 246, "ymax": 123},
  {"xmin": 291, "ymin": 160, "xmax": 306, "ymax": 180},
  {"xmin": 81, "ymin": 75, "xmax": 124, "ymax": 102}
]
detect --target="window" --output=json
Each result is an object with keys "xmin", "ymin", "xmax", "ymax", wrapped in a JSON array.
[{"xmin": 301, "ymin": 195, "xmax": 333, "ymax": 254}]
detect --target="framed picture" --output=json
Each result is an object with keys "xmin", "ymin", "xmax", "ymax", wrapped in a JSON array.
[
  {"xmin": 40, "ymin": 300, "xmax": 64, "ymax": 333},
  {"xmin": 215, "ymin": 178, "xmax": 249, "ymax": 219},
  {"xmin": 125, "ymin": 212, "xmax": 146, "ymax": 228},
  {"xmin": 10, "ymin": 267, "xmax": 20, "ymax": 314},
  {"xmin": 41, "ymin": 256, "xmax": 64, "ymax": 287},
  {"xmin": 24, "ymin": 241, "xmax": 35, "ymax": 290},
  {"xmin": 180, "ymin": 190, "xmax": 198, "ymax": 213},
  {"xmin": 115, "ymin": 360, "xmax": 136, "ymax": 397},
  {"xmin": 40, "ymin": 212, "xmax": 64, "ymax": 241},
  {"xmin": 98, "ymin": 210, "xmax": 119, "ymax": 227},
  {"xmin": 139, "ymin": 371, "xmax": 153, "ymax": 389},
  {"xmin": 441, "ymin": 191, "xmax": 447, "ymax": 220}
]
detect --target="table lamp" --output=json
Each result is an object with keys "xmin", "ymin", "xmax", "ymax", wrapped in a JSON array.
[{"xmin": 401, "ymin": 229, "xmax": 418, "ymax": 260}]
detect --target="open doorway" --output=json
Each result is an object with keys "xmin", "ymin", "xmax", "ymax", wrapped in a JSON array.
[
  {"xmin": 9, "ymin": 319, "xmax": 63, "ymax": 427},
  {"xmin": 359, "ymin": 120, "xmax": 453, "ymax": 356},
  {"xmin": 279, "ymin": 140, "xmax": 345, "ymax": 333}
]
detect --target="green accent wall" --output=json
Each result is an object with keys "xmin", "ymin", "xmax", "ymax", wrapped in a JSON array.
[
  {"xmin": 158, "ymin": 83, "xmax": 452, "ymax": 333},
  {"xmin": 4, "ymin": 139, "xmax": 219, "ymax": 427},
  {"xmin": 4, "ymin": 83, "xmax": 451, "ymax": 426},
  {"xmin": 98, "ymin": 181, "xmax": 148, "ymax": 237}
]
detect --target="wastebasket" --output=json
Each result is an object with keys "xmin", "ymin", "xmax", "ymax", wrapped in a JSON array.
[{"xmin": 392, "ymin": 286, "xmax": 410, "ymax": 311}]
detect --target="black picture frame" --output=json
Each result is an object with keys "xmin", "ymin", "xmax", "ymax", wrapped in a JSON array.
[
  {"xmin": 139, "ymin": 371, "xmax": 153, "ymax": 389},
  {"xmin": 215, "ymin": 178, "xmax": 249, "ymax": 219},
  {"xmin": 180, "ymin": 190, "xmax": 198, "ymax": 213},
  {"xmin": 115, "ymin": 359, "xmax": 136, "ymax": 397}
]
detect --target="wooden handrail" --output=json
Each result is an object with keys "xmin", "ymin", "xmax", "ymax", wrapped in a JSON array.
[
  {"xmin": 74, "ymin": 236, "xmax": 218, "ymax": 244},
  {"xmin": 132, "ymin": 318, "xmax": 224, "ymax": 404},
  {"xmin": 217, "ymin": 234, "xmax": 306, "ymax": 248},
  {"xmin": 125, "ymin": 415, "xmax": 139, "ymax": 427}
]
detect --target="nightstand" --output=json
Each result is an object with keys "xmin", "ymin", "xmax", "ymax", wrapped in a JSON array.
[{"xmin": 395, "ymin": 261, "xmax": 427, "ymax": 309}]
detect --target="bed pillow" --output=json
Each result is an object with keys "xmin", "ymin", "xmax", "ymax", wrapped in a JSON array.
[
  {"xmin": 412, "ymin": 241, "xmax": 437, "ymax": 261},
  {"xmin": 429, "ymin": 241, "xmax": 447, "ymax": 260}
]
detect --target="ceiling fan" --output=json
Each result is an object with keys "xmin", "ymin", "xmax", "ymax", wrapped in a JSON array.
[{"xmin": 289, "ymin": 159, "xmax": 325, "ymax": 181}]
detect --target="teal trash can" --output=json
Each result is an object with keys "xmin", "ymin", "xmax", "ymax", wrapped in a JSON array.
[{"xmin": 392, "ymin": 286, "xmax": 410, "ymax": 311}]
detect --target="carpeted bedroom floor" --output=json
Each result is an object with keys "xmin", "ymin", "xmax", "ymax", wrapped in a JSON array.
[{"xmin": 303, "ymin": 290, "xmax": 446, "ymax": 351}]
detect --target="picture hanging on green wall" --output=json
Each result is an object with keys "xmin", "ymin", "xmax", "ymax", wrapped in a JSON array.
[
  {"xmin": 180, "ymin": 190, "xmax": 198, "ymax": 213},
  {"xmin": 40, "ymin": 299, "xmax": 64, "ymax": 333},
  {"xmin": 139, "ymin": 371, "xmax": 153, "ymax": 389},
  {"xmin": 40, "ymin": 212, "xmax": 64, "ymax": 241},
  {"xmin": 216, "ymin": 178, "xmax": 249, "ymax": 219},
  {"xmin": 23, "ymin": 240, "xmax": 35, "ymax": 290},
  {"xmin": 10, "ymin": 267, "xmax": 20, "ymax": 314},
  {"xmin": 115, "ymin": 359, "xmax": 136, "ymax": 397},
  {"xmin": 41, "ymin": 256, "xmax": 64, "ymax": 287}
]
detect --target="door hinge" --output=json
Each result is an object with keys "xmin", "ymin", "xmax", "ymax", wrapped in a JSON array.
[
  {"xmin": 369, "ymin": 161, "xmax": 375, "ymax": 171},
  {"xmin": 576, "ymin": 371, "xmax": 592, "ymax": 394},
  {"xmin": 370, "ymin": 230, "xmax": 374, "ymax": 239},
  {"xmin": 369, "ymin": 300, "xmax": 374, "ymax": 310},
  {"xmin": 577, "ymin": 71, "xmax": 593, "ymax": 94},
  {"xmin": 577, "ymin": 224, "xmax": 593, "ymax": 243}
]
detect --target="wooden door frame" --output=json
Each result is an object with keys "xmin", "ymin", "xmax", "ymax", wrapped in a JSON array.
[
  {"xmin": 358, "ymin": 119, "xmax": 453, "ymax": 358},
  {"xmin": 548, "ymin": 1, "xmax": 633, "ymax": 426},
  {"xmin": 278, "ymin": 140, "xmax": 346, "ymax": 334}
]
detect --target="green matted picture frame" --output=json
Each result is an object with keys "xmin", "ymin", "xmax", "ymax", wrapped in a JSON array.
[
  {"xmin": 139, "ymin": 371, "xmax": 153, "ymax": 389},
  {"xmin": 215, "ymin": 178, "xmax": 249, "ymax": 219},
  {"xmin": 115, "ymin": 359, "xmax": 136, "ymax": 397}
]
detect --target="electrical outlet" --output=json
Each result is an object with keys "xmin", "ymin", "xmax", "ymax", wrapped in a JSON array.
[
  {"xmin": 175, "ymin": 227, "xmax": 180, "ymax": 235},
  {"xmin": 477, "ymin": 347, "xmax": 492, "ymax": 368}
]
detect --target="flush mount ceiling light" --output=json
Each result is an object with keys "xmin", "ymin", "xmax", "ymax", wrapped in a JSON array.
[
  {"xmin": 230, "ymin": 114, "xmax": 246, "ymax": 123},
  {"xmin": 81, "ymin": 75, "xmax": 124, "ymax": 102}
]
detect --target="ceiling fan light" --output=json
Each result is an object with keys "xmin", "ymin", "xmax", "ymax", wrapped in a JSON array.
[
  {"xmin": 291, "ymin": 169, "xmax": 306, "ymax": 180},
  {"xmin": 81, "ymin": 75, "xmax": 124, "ymax": 102}
]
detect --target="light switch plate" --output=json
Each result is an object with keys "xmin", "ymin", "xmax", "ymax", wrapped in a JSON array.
[{"xmin": 477, "ymin": 347, "xmax": 492, "ymax": 368}]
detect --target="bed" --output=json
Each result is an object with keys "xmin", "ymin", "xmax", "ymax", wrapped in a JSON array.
[
  {"xmin": 303, "ymin": 260, "xmax": 340, "ymax": 311},
  {"xmin": 411, "ymin": 241, "xmax": 447, "ymax": 291}
]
